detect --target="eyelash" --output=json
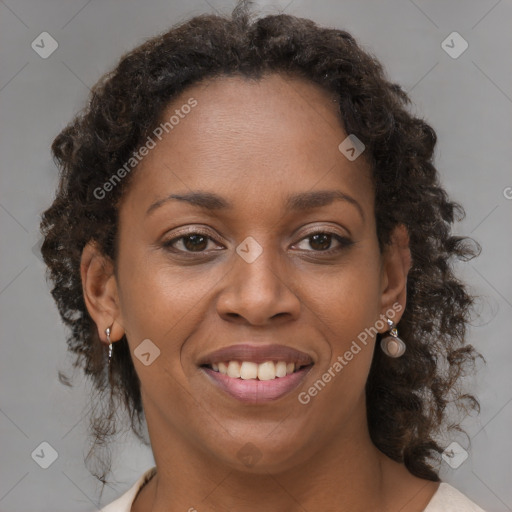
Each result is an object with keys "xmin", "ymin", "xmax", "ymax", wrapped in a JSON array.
[{"xmin": 161, "ymin": 228, "xmax": 354, "ymax": 256}]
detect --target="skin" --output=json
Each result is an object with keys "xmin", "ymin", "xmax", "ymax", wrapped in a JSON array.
[{"xmin": 80, "ymin": 74, "xmax": 440, "ymax": 511}]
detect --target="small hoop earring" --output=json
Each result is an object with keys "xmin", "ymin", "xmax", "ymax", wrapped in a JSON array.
[
  {"xmin": 105, "ymin": 326, "xmax": 113, "ymax": 366},
  {"xmin": 380, "ymin": 318, "xmax": 406, "ymax": 358}
]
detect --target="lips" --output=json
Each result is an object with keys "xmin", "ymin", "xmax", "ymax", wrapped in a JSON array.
[{"xmin": 198, "ymin": 343, "xmax": 314, "ymax": 403}]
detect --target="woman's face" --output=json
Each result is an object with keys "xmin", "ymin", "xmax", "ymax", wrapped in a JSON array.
[{"xmin": 85, "ymin": 73, "xmax": 410, "ymax": 473}]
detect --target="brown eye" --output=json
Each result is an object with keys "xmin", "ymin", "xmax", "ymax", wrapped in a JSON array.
[
  {"xmin": 180, "ymin": 234, "xmax": 209, "ymax": 252},
  {"xmin": 309, "ymin": 233, "xmax": 332, "ymax": 251},
  {"xmin": 163, "ymin": 232, "xmax": 220, "ymax": 253},
  {"xmin": 294, "ymin": 231, "xmax": 353, "ymax": 253}
]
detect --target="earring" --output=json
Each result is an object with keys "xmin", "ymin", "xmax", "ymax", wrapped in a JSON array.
[
  {"xmin": 105, "ymin": 326, "xmax": 113, "ymax": 366},
  {"xmin": 380, "ymin": 318, "xmax": 406, "ymax": 358}
]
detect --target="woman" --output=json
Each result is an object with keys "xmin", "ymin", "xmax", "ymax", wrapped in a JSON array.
[{"xmin": 40, "ymin": 1, "xmax": 486, "ymax": 510}]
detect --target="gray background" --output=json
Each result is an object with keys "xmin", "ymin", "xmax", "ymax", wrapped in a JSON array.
[{"xmin": 0, "ymin": 0, "xmax": 511, "ymax": 510}]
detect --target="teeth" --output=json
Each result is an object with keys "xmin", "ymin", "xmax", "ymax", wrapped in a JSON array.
[
  {"xmin": 240, "ymin": 361, "xmax": 258, "ymax": 380},
  {"xmin": 258, "ymin": 361, "xmax": 275, "ymax": 381},
  {"xmin": 212, "ymin": 360, "xmax": 301, "ymax": 380},
  {"xmin": 275, "ymin": 361, "xmax": 287, "ymax": 378},
  {"xmin": 227, "ymin": 361, "xmax": 241, "ymax": 378}
]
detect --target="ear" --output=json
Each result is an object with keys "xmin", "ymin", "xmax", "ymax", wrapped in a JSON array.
[
  {"xmin": 80, "ymin": 241, "xmax": 125, "ymax": 343},
  {"xmin": 378, "ymin": 224, "xmax": 412, "ymax": 325}
]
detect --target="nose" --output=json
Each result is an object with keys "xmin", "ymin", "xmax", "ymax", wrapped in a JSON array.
[{"xmin": 216, "ymin": 243, "xmax": 302, "ymax": 326}]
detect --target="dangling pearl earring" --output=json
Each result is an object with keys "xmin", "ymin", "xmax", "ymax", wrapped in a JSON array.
[
  {"xmin": 380, "ymin": 318, "xmax": 406, "ymax": 357},
  {"xmin": 105, "ymin": 326, "xmax": 113, "ymax": 366}
]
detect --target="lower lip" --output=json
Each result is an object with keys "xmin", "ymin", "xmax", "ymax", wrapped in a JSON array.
[{"xmin": 201, "ymin": 366, "xmax": 313, "ymax": 403}]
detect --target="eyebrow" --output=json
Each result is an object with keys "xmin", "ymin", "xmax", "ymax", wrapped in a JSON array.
[{"xmin": 146, "ymin": 189, "xmax": 364, "ymax": 221}]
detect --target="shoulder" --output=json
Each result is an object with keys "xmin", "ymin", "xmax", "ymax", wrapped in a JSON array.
[
  {"xmin": 424, "ymin": 482, "xmax": 486, "ymax": 512},
  {"xmin": 100, "ymin": 466, "xmax": 157, "ymax": 512}
]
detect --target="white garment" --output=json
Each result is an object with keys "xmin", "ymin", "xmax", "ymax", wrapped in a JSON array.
[{"xmin": 100, "ymin": 466, "xmax": 486, "ymax": 511}]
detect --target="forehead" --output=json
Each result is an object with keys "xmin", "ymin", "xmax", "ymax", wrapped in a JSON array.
[
  {"xmin": 160, "ymin": 73, "xmax": 345, "ymax": 161},
  {"xmin": 121, "ymin": 73, "xmax": 373, "ymax": 217}
]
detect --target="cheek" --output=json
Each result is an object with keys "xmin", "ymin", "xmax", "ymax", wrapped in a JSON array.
[
  {"xmin": 116, "ymin": 245, "xmax": 223, "ymax": 352},
  {"xmin": 298, "ymin": 251, "xmax": 383, "ymax": 389},
  {"xmin": 296, "ymin": 265, "xmax": 381, "ymax": 420},
  {"xmin": 302, "ymin": 253, "xmax": 383, "ymax": 330}
]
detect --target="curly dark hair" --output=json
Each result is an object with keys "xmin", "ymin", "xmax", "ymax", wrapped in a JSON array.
[{"xmin": 40, "ymin": 0, "xmax": 484, "ymax": 487}]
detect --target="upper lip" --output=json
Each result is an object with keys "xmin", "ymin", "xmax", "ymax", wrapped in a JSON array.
[{"xmin": 198, "ymin": 343, "xmax": 314, "ymax": 366}]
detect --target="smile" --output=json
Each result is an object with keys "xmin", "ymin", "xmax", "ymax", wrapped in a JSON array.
[
  {"xmin": 198, "ymin": 343, "xmax": 314, "ymax": 403},
  {"xmin": 201, "ymin": 365, "xmax": 313, "ymax": 403}
]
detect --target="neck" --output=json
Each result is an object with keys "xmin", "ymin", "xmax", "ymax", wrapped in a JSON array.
[{"xmin": 134, "ymin": 404, "xmax": 398, "ymax": 512}]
